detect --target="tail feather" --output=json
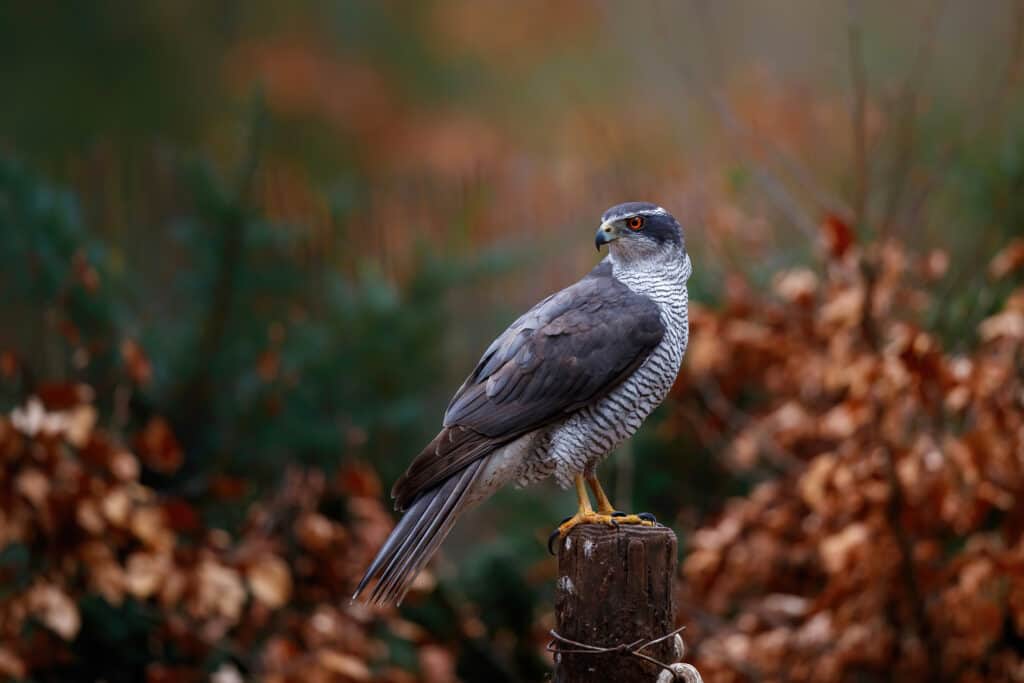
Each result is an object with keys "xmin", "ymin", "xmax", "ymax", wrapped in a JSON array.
[
  {"xmin": 369, "ymin": 478, "xmax": 454, "ymax": 603},
  {"xmin": 353, "ymin": 459, "xmax": 484, "ymax": 605}
]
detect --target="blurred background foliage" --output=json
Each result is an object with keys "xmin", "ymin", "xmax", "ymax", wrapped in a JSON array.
[{"xmin": 2, "ymin": 1, "xmax": 1024, "ymax": 681}]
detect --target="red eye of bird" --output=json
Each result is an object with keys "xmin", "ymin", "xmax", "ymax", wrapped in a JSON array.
[{"xmin": 627, "ymin": 216, "xmax": 644, "ymax": 231}]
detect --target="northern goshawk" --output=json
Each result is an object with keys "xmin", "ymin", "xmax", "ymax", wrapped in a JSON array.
[{"xmin": 354, "ymin": 202, "xmax": 692, "ymax": 604}]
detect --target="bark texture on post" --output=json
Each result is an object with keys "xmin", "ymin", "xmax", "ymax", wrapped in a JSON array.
[{"xmin": 553, "ymin": 523, "xmax": 678, "ymax": 682}]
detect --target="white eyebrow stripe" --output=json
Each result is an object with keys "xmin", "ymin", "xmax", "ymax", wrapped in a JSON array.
[{"xmin": 602, "ymin": 206, "xmax": 669, "ymax": 222}]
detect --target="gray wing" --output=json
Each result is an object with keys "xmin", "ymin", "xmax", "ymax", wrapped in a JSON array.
[{"xmin": 391, "ymin": 261, "xmax": 664, "ymax": 510}]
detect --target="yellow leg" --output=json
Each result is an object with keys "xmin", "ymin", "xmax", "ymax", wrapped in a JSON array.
[
  {"xmin": 575, "ymin": 474, "xmax": 594, "ymax": 516},
  {"xmin": 586, "ymin": 473, "xmax": 616, "ymax": 514},
  {"xmin": 587, "ymin": 472, "xmax": 655, "ymax": 527},
  {"xmin": 554, "ymin": 475, "xmax": 614, "ymax": 537}
]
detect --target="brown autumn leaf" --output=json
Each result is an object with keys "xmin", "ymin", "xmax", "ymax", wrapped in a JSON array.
[
  {"xmin": 10, "ymin": 397, "xmax": 65, "ymax": 438},
  {"xmin": 35, "ymin": 382, "xmax": 92, "ymax": 410},
  {"xmin": 102, "ymin": 486, "xmax": 132, "ymax": 527},
  {"xmin": 0, "ymin": 351, "xmax": 17, "ymax": 379},
  {"xmin": 818, "ymin": 287, "xmax": 863, "ymax": 329},
  {"xmin": 419, "ymin": 644, "xmax": 457, "ymax": 683},
  {"xmin": 256, "ymin": 349, "xmax": 280, "ymax": 382},
  {"xmin": 130, "ymin": 506, "xmax": 170, "ymax": 548},
  {"xmin": 76, "ymin": 498, "xmax": 105, "ymax": 534},
  {"xmin": 64, "ymin": 404, "xmax": 97, "ymax": 448},
  {"xmin": 162, "ymin": 498, "xmax": 201, "ymax": 533},
  {"xmin": 135, "ymin": 417, "xmax": 184, "ymax": 475},
  {"xmin": 820, "ymin": 214, "xmax": 854, "ymax": 260},
  {"xmin": 247, "ymin": 554, "xmax": 293, "ymax": 609},
  {"xmin": 191, "ymin": 559, "xmax": 246, "ymax": 622},
  {"xmin": 126, "ymin": 552, "xmax": 170, "ymax": 600},
  {"xmin": 109, "ymin": 449, "xmax": 141, "ymax": 481},
  {"xmin": 979, "ymin": 310, "xmax": 1024, "ymax": 341},
  {"xmin": 989, "ymin": 239, "xmax": 1024, "ymax": 280},
  {"xmin": 773, "ymin": 268, "xmax": 818, "ymax": 304},
  {"xmin": 209, "ymin": 475, "xmax": 249, "ymax": 500},
  {"xmin": 0, "ymin": 646, "xmax": 26, "ymax": 679},
  {"xmin": 295, "ymin": 512, "xmax": 335, "ymax": 551},
  {"xmin": 337, "ymin": 460, "xmax": 383, "ymax": 498},
  {"xmin": 15, "ymin": 467, "xmax": 50, "ymax": 509},
  {"xmin": 317, "ymin": 649, "xmax": 371, "ymax": 680},
  {"xmin": 819, "ymin": 523, "xmax": 870, "ymax": 574},
  {"xmin": 27, "ymin": 584, "xmax": 81, "ymax": 640},
  {"xmin": 121, "ymin": 338, "xmax": 153, "ymax": 385}
]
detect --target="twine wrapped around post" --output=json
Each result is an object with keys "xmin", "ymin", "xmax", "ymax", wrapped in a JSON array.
[{"xmin": 551, "ymin": 523, "xmax": 702, "ymax": 682}]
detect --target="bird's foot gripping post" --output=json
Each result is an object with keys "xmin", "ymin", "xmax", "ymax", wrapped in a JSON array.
[
  {"xmin": 550, "ymin": 521, "xmax": 702, "ymax": 682},
  {"xmin": 548, "ymin": 475, "xmax": 658, "ymax": 554}
]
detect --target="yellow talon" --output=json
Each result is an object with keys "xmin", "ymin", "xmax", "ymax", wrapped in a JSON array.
[
  {"xmin": 556, "ymin": 510, "xmax": 620, "ymax": 536},
  {"xmin": 548, "ymin": 474, "xmax": 655, "ymax": 553}
]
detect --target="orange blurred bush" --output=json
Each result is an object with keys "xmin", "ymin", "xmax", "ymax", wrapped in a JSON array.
[
  {"xmin": 0, "ymin": 391, "xmax": 462, "ymax": 682},
  {"xmin": 675, "ymin": 227, "xmax": 1024, "ymax": 682}
]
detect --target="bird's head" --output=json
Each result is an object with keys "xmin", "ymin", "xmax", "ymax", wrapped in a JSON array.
[{"xmin": 595, "ymin": 202, "xmax": 685, "ymax": 264}]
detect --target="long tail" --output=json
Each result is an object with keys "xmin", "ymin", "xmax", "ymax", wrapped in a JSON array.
[{"xmin": 353, "ymin": 459, "xmax": 484, "ymax": 605}]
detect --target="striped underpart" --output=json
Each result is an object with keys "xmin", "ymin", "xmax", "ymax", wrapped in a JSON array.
[{"xmin": 519, "ymin": 249, "xmax": 692, "ymax": 487}]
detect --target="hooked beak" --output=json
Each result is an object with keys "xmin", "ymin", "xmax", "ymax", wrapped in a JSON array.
[{"xmin": 595, "ymin": 221, "xmax": 621, "ymax": 250}]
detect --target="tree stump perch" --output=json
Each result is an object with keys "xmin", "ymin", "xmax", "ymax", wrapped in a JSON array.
[{"xmin": 553, "ymin": 523, "xmax": 680, "ymax": 682}]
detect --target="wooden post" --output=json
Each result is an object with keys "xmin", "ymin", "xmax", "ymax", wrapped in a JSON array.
[{"xmin": 553, "ymin": 523, "xmax": 678, "ymax": 682}]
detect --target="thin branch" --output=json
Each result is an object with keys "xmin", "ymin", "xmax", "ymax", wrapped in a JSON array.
[
  {"xmin": 977, "ymin": 0, "xmax": 1024, "ymax": 139},
  {"xmin": 880, "ymin": 439, "xmax": 941, "ymax": 681},
  {"xmin": 644, "ymin": 1, "xmax": 822, "ymax": 241},
  {"xmin": 169, "ymin": 93, "xmax": 267, "ymax": 460},
  {"xmin": 847, "ymin": 0, "xmax": 870, "ymax": 233},
  {"xmin": 697, "ymin": 378, "xmax": 803, "ymax": 474},
  {"xmin": 879, "ymin": 0, "xmax": 947, "ymax": 239},
  {"xmin": 690, "ymin": 1, "xmax": 853, "ymax": 223}
]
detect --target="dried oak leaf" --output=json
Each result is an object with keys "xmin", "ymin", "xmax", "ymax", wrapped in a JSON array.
[
  {"xmin": 15, "ymin": 468, "xmax": 49, "ymax": 510},
  {"xmin": 820, "ymin": 213, "xmax": 855, "ymax": 260},
  {"xmin": 419, "ymin": 644, "xmax": 457, "ymax": 683},
  {"xmin": 191, "ymin": 558, "xmax": 246, "ymax": 622},
  {"xmin": 818, "ymin": 522, "xmax": 870, "ymax": 575},
  {"xmin": 135, "ymin": 417, "xmax": 184, "ymax": 475},
  {"xmin": 773, "ymin": 268, "xmax": 819, "ymax": 304},
  {"xmin": 120, "ymin": 338, "xmax": 153, "ymax": 385},
  {"xmin": 247, "ymin": 554, "xmax": 292, "ymax": 609},
  {"xmin": 989, "ymin": 239, "xmax": 1024, "ymax": 280},
  {"xmin": 0, "ymin": 646, "xmax": 26, "ymax": 679},
  {"xmin": 126, "ymin": 552, "xmax": 171, "ymax": 600},
  {"xmin": 27, "ymin": 583, "xmax": 81, "ymax": 640},
  {"xmin": 317, "ymin": 649, "xmax": 371, "ymax": 680}
]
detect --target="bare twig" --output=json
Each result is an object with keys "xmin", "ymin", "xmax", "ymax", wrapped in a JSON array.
[
  {"xmin": 690, "ymin": 1, "xmax": 853, "ymax": 224},
  {"xmin": 846, "ymin": 1, "xmax": 884, "ymax": 351},
  {"xmin": 880, "ymin": 439, "xmax": 940, "ymax": 681},
  {"xmin": 170, "ymin": 93, "xmax": 267, "ymax": 458},
  {"xmin": 879, "ymin": 0, "xmax": 947, "ymax": 238},
  {"xmin": 842, "ymin": 13, "xmax": 939, "ymax": 676},
  {"xmin": 698, "ymin": 378, "xmax": 803, "ymax": 474},
  {"xmin": 642, "ymin": 2, "xmax": 823, "ymax": 241},
  {"xmin": 847, "ymin": 0, "xmax": 870, "ymax": 233},
  {"xmin": 977, "ymin": 0, "xmax": 1024, "ymax": 139}
]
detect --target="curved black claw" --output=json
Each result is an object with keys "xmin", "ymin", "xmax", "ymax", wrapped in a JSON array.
[
  {"xmin": 547, "ymin": 528, "xmax": 561, "ymax": 556},
  {"xmin": 548, "ymin": 516, "xmax": 577, "ymax": 555},
  {"xmin": 638, "ymin": 512, "xmax": 658, "ymax": 524}
]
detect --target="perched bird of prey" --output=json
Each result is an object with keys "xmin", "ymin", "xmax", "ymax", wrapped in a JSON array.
[{"xmin": 354, "ymin": 202, "xmax": 692, "ymax": 605}]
